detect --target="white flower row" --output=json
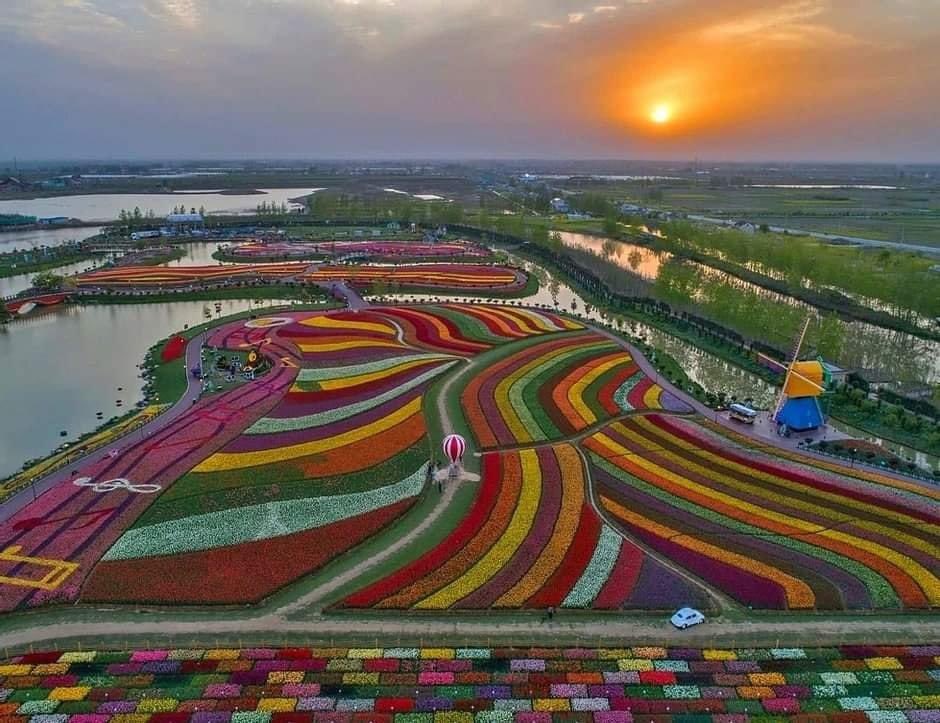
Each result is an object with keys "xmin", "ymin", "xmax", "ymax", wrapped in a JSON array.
[
  {"xmin": 295, "ymin": 352, "xmax": 452, "ymax": 383},
  {"xmin": 562, "ymin": 524, "xmax": 623, "ymax": 608},
  {"xmin": 103, "ymin": 468, "xmax": 426, "ymax": 561}
]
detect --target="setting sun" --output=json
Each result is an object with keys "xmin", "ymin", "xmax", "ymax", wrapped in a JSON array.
[{"xmin": 650, "ymin": 103, "xmax": 673, "ymax": 124}]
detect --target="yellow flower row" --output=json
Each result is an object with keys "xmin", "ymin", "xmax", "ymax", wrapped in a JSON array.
[
  {"xmin": 495, "ymin": 444, "xmax": 584, "ymax": 607},
  {"xmin": 193, "ymin": 396, "xmax": 421, "ymax": 472},
  {"xmin": 417, "ymin": 448, "xmax": 542, "ymax": 609}
]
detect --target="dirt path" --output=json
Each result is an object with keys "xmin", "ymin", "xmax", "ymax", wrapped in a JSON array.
[
  {"xmin": 277, "ymin": 481, "xmax": 461, "ymax": 619},
  {"xmin": 0, "ymin": 612, "xmax": 937, "ymax": 650}
]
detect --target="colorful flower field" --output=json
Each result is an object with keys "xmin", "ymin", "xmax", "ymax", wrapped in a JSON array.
[
  {"xmin": 82, "ymin": 311, "xmax": 457, "ymax": 605},
  {"xmin": 341, "ymin": 445, "xmax": 706, "ymax": 611},
  {"xmin": 371, "ymin": 305, "xmax": 582, "ymax": 357},
  {"xmin": 460, "ymin": 331, "xmax": 691, "ymax": 450},
  {"xmin": 583, "ymin": 414, "xmax": 940, "ymax": 611},
  {"xmin": 227, "ymin": 240, "xmax": 490, "ymax": 260},
  {"xmin": 0, "ymin": 318, "xmax": 305, "ymax": 612},
  {"xmin": 1, "ymin": 645, "xmax": 938, "ymax": 721},
  {"xmin": 74, "ymin": 263, "xmax": 311, "ymax": 287},
  {"xmin": 301, "ymin": 265, "xmax": 524, "ymax": 292}
]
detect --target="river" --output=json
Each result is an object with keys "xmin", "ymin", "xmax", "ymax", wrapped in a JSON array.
[
  {"xmin": 556, "ymin": 231, "xmax": 940, "ymax": 384},
  {"xmin": 0, "ymin": 188, "xmax": 318, "ymax": 223}
]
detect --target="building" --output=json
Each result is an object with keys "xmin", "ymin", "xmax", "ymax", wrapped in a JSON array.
[
  {"xmin": 163, "ymin": 212, "xmax": 204, "ymax": 235},
  {"xmin": 37, "ymin": 216, "xmax": 70, "ymax": 225},
  {"xmin": 734, "ymin": 221, "xmax": 758, "ymax": 234},
  {"xmin": 550, "ymin": 197, "xmax": 570, "ymax": 213},
  {"xmin": 0, "ymin": 177, "xmax": 27, "ymax": 194},
  {"xmin": 619, "ymin": 202, "xmax": 644, "ymax": 214}
]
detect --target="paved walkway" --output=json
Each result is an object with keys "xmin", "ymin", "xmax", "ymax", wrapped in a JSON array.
[
  {"xmin": 0, "ymin": 612, "xmax": 937, "ymax": 650},
  {"xmin": 0, "ymin": 330, "xmax": 207, "ymax": 523}
]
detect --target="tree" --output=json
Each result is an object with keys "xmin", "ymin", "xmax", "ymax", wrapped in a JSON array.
[{"xmin": 32, "ymin": 271, "xmax": 64, "ymax": 291}]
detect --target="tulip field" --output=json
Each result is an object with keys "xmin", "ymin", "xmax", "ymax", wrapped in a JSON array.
[
  {"xmin": 301, "ymin": 264, "xmax": 525, "ymax": 292},
  {"xmin": 459, "ymin": 331, "xmax": 692, "ymax": 450},
  {"xmin": 1, "ymin": 645, "xmax": 938, "ymax": 720},
  {"xmin": 584, "ymin": 414, "xmax": 940, "ymax": 611},
  {"xmin": 74, "ymin": 263, "xmax": 311, "ymax": 287},
  {"xmin": 73, "ymin": 263, "xmax": 524, "ymax": 293},
  {"xmin": 82, "ymin": 312, "xmax": 458, "ymax": 605},
  {"xmin": 1, "ymin": 302, "xmax": 938, "ymax": 626},
  {"xmin": 341, "ymin": 444, "xmax": 706, "ymax": 611}
]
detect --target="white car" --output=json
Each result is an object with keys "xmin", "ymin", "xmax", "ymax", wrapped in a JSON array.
[{"xmin": 670, "ymin": 607, "xmax": 705, "ymax": 629}]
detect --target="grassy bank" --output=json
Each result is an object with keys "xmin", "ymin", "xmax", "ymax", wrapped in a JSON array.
[{"xmin": 0, "ymin": 251, "xmax": 95, "ymax": 279}]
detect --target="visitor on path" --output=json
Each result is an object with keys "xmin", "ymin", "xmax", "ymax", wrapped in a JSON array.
[{"xmin": 547, "ymin": 606, "xmax": 555, "ymax": 622}]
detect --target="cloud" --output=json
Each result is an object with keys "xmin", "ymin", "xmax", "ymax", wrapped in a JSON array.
[{"xmin": 0, "ymin": 0, "xmax": 938, "ymax": 160}]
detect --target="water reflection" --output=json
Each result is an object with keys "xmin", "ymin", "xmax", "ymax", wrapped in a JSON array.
[
  {"xmin": 555, "ymin": 231, "xmax": 667, "ymax": 280},
  {"xmin": 555, "ymin": 230, "xmax": 940, "ymax": 383},
  {"xmin": 0, "ymin": 226, "xmax": 103, "ymax": 252}
]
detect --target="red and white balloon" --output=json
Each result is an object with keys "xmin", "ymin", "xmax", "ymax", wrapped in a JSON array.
[{"xmin": 442, "ymin": 434, "xmax": 467, "ymax": 465}]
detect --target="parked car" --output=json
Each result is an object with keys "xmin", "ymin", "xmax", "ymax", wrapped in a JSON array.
[{"xmin": 670, "ymin": 607, "xmax": 705, "ymax": 629}]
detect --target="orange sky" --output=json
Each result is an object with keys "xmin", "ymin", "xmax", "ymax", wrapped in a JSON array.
[{"xmin": 2, "ymin": 0, "xmax": 938, "ymax": 159}]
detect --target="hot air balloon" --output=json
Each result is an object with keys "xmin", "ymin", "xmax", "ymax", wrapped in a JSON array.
[{"xmin": 442, "ymin": 434, "xmax": 466, "ymax": 467}]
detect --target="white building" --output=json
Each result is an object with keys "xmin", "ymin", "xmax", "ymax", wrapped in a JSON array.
[
  {"xmin": 163, "ymin": 212, "xmax": 205, "ymax": 235},
  {"xmin": 550, "ymin": 197, "xmax": 570, "ymax": 213}
]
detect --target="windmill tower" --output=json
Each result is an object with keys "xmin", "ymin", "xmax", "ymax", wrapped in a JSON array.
[{"xmin": 771, "ymin": 315, "xmax": 828, "ymax": 435}]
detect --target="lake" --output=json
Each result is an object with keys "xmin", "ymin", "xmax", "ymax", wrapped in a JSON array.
[
  {"xmin": 0, "ymin": 188, "xmax": 318, "ymax": 223},
  {"xmin": 0, "ymin": 297, "xmax": 298, "ymax": 479}
]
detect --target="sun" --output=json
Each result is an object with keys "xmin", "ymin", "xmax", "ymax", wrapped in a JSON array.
[{"xmin": 650, "ymin": 103, "xmax": 672, "ymax": 124}]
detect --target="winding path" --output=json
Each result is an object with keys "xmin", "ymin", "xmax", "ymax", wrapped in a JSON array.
[{"xmin": 0, "ymin": 330, "xmax": 208, "ymax": 524}]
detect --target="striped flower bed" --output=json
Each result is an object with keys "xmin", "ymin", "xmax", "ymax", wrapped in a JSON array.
[
  {"xmin": 461, "ymin": 331, "xmax": 682, "ymax": 449},
  {"xmin": 0, "ymin": 645, "xmax": 936, "ymax": 720},
  {"xmin": 371, "ymin": 305, "xmax": 581, "ymax": 357},
  {"xmin": 227, "ymin": 240, "xmax": 490, "ymax": 260},
  {"xmin": 82, "ymin": 312, "xmax": 456, "ymax": 606},
  {"xmin": 584, "ymin": 414, "xmax": 940, "ymax": 611},
  {"xmin": 75, "ymin": 262, "xmax": 310, "ymax": 287},
  {"xmin": 341, "ymin": 445, "xmax": 705, "ymax": 610},
  {"xmin": 301, "ymin": 264, "xmax": 524, "ymax": 292}
]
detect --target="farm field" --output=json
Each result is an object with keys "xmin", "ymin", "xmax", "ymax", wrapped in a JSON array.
[
  {"xmin": 0, "ymin": 302, "xmax": 937, "ymax": 639},
  {"xmin": 301, "ymin": 264, "xmax": 524, "ymax": 292},
  {"xmin": 341, "ymin": 444, "xmax": 707, "ymax": 611},
  {"xmin": 460, "ymin": 331, "xmax": 692, "ymax": 450},
  {"xmin": 0, "ymin": 305, "xmax": 581, "ymax": 612},
  {"xmin": 73, "ymin": 262, "xmax": 311, "ymax": 287},
  {"xmin": 0, "ymin": 645, "xmax": 938, "ymax": 720},
  {"xmin": 585, "ymin": 414, "xmax": 940, "ymax": 611}
]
